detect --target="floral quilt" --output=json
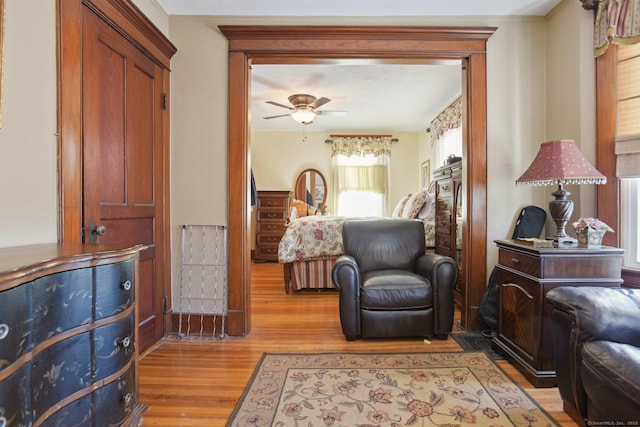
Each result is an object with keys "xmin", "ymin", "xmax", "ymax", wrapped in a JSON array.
[{"xmin": 278, "ymin": 216, "xmax": 436, "ymax": 263}]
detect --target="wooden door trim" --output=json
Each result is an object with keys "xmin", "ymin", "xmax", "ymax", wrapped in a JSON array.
[
  {"xmin": 220, "ymin": 25, "xmax": 495, "ymax": 335},
  {"xmin": 58, "ymin": 0, "xmax": 176, "ymax": 245}
]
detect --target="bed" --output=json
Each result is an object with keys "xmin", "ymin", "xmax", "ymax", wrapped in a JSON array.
[{"xmin": 278, "ymin": 215, "xmax": 438, "ymax": 292}]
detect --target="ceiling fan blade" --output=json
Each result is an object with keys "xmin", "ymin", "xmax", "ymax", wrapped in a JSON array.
[
  {"xmin": 309, "ymin": 96, "xmax": 331, "ymax": 109},
  {"xmin": 266, "ymin": 100, "xmax": 294, "ymax": 110},
  {"xmin": 316, "ymin": 110, "xmax": 348, "ymax": 116},
  {"xmin": 263, "ymin": 113, "xmax": 292, "ymax": 119}
]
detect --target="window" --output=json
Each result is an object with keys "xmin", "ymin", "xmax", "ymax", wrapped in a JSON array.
[
  {"xmin": 330, "ymin": 136, "xmax": 392, "ymax": 217},
  {"xmin": 621, "ymin": 178, "xmax": 640, "ymax": 268},
  {"xmin": 333, "ymin": 153, "xmax": 389, "ymax": 217},
  {"xmin": 616, "ymin": 43, "xmax": 640, "ymax": 270},
  {"xmin": 433, "ymin": 127, "xmax": 463, "ymax": 168}
]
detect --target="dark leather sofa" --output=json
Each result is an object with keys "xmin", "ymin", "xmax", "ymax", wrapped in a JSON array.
[
  {"xmin": 545, "ymin": 286, "xmax": 640, "ymax": 425},
  {"xmin": 331, "ymin": 219, "xmax": 458, "ymax": 341}
]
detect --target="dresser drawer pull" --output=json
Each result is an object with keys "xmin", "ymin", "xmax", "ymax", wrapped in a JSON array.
[
  {"xmin": 119, "ymin": 336, "xmax": 131, "ymax": 348},
  {"xmin": 266, "ymin": 212, "xmax": 277, "ymax": 218},
  {"xmin": 121, "ymin": 280, "xmax": 132, "ymax": 291},
  {"xmin": 511, "ymin": 258, "xmax": 520, "ymax": 264},
  {"xmin": 123, "ymin": 392, "xmax": 133, "ymax": 405},
  {"xmin": 0, "ymin": 324, "xmax": 8, "ymax": 340},
  {"xmin": 0, "ymin": 416, "xmax": 6, "ymax": 427}
]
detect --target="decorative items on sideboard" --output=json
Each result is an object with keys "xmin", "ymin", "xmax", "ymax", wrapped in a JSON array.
[
  {"xmin": 572, "ymin": 217, "xmax": 614, "ymax": 248},
  {"xmin": 0, "ymin": 243, "xmax": 146, "ymax": 427}
]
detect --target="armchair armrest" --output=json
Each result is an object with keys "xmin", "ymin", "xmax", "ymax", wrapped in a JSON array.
[
  {"xmin": 415, "ymin": 253, "xmax": 458, "ymax": 338},
  {"xmin": 332, "ymin": 255, "xmax": 361, "ymax": 340},
  {"xmin": 545, "ymin": 287, "xmax": 640, "ymax": 418}
]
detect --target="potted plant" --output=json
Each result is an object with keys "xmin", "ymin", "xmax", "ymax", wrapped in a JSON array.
[{"xmin": 572, "ymin": 217, "xmax": 614, "ymax": 248}]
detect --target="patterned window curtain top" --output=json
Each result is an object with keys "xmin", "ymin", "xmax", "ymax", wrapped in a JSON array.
[
  {"xmin": 330, "ymin": 136, "xmax": 392, "ymax": 157},
  {"xmin": 430, "ymin": 97, "xmax": 462, "ymax": 141},
  {"xmin": 594, "ymin": 0, "xmax": 640, "ymax": 56}
]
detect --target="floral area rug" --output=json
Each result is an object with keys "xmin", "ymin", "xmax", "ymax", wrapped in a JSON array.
[{"xmin": 226, "ymin": 352, "xmax": 559, "ymax": 427}]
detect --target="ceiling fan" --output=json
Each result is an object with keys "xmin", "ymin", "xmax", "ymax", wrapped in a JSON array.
[{"xmin": 263, "ymin": 94, "xmax": 347, "ymax": 124}]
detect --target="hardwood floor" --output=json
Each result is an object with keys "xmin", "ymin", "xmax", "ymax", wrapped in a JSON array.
[{"xmin": 138, "ymin": 262, "xmax": 578, "ymax": 426}]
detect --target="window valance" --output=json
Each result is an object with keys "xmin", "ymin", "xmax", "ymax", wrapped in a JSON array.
[
  {"xmin": 330, "ymin": 135, "xmax": 393, "ymax": 157},
  {"xmin": 588, "ymin": 0, "xmax": 640, "ymax": 56},
  {"xmin": 430, "ymin": 97, "xmax": 462, "ymax": 141}
]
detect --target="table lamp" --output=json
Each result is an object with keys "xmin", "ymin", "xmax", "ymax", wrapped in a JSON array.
[{"xmin": 516, "ymin": 139, "xmax": 607, "ymax": 244}]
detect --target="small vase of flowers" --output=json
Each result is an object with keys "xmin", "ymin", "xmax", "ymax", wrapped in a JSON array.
[{"xmin": 572, "ymin": 217, "xmax": 614, "ymax": 248}]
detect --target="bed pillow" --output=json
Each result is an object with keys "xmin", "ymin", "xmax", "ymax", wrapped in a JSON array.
[
  {"xmin": 391, "ymin": 194, "xmax": 412, "ymax": 218},
  {"xmin": 417, "ymin": 191, "xmax": 436, "ymax": 221},
  {"xmin": 402, "ymin": 190, "xmax": 428, "ymax": 218}
]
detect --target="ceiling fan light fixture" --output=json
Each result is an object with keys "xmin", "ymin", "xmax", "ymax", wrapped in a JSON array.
[{"xmin": 291, "ymin": 109, "xmax": 316, "ymax": 124}]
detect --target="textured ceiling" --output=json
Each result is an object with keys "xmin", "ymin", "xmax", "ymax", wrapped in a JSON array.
[{"xmin": 251, "ymin": 62, "xmax": 462, "ymax": 132}]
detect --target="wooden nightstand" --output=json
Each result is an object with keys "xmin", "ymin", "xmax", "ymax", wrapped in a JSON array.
[{"xmin": 492, "ymin": 239, "xmax": 623, "ymax": 387}]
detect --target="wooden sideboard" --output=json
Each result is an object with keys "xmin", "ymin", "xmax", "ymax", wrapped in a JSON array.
[
  {"xmin": 492, "ymin": 239, "xmax": 623, "ymax": 387},
  {"xmin": 254, "ymin": 191, "xmax": 291, "ymax": 262},
  {"xmin": 0, "ymin": 243, "xmax": 146, "ymax": 427},
  {"xmin": 432, "ymin": 161, "xmax": 463, "ymax": 310}
]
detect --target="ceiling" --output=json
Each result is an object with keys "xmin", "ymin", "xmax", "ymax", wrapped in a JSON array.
[
  {"xmin": 251, "ymin": 62, "xmax": 462, "ymax": 132},
  {"xmin": 154, "ymin": 0, "xmax": 562, "ymax": 133}
]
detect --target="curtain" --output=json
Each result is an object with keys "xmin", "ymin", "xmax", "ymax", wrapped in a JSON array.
[
  {"xmin": 615, "ymin": 43, "xmax": 640, "ymax": 177},
  {"xmin": 330, "ymin": 136, "xmax": 392, "ymax": 217},
  {"xmin": 594, "ymin": 0, "xmax": 640, "ymax": 56},
  {"xmin": 430, "ymin": 97, "xmax": 462, "ymax": 140},
  {"xmin": 430, "ymin": 97, "xmax": 463, "ymax": 167}
]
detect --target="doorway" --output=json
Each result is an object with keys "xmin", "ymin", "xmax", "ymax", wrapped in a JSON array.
[{"xmin": 220, "ymin": 25, "xmax": 495, "ymax": 335}]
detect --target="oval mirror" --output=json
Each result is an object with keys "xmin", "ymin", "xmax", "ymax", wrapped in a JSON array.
[{"xmin": 295, "ymin": 168, "xmax": 327, "ymax": 213}]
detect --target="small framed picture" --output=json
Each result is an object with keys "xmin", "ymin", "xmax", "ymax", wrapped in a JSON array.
[{"xmin": 421, "ymin": 160, "xmax": 431, "ymax": 189}]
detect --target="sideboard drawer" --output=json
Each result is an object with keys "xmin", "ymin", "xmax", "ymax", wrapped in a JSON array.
[
  {"xmin": 498, "ymin": 248, "xmax": 541, "ymax": 277},
  {"xmin": 0, "ymin": 284, "xmax": 31, "ymax": 368},
  {"xmin": 31, "ymin": 332, "xmax": 92, "ymax": 423},
  {"xmin": 39, "ymin": 394, "xmax": 92, "ymax": 427},
  {"xmin": 31, "ymin": 269, "xmax": 93, "ymax": 345},
  {"xmin": 0, "ymin": 363, "xmax": 30, "ymax": 427},
  {"xmin": 95, "ymin": 259, "xmax": 135, "ymax": 320},
  {"xmin": 94, "ymin": 314, "xmax": 136, "ymax": 383},
  {"xmin": 92, "ymin": 365, "xmax": 137, "ymax": 426}
]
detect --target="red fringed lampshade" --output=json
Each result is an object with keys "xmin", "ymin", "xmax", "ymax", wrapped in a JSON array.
[{"xmin": 516, "ymin": 139, "xmax": 606, "ymax": 242}]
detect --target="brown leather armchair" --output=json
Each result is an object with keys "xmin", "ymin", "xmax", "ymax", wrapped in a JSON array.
[
  {"xmin": 546, "ymin": 287, "xmax": 640, "ymax": 425},
  {"xmin": 331, "ymin": 219, "xmax": 458, "ymax": 341}
]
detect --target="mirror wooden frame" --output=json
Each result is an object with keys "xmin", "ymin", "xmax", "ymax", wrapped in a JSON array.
[
  {"xmin": 295, "ymin": 168, "xmax": 327, "ymax": 213},
  {"xmin": 221, "ymin": 25, "xmax": 494, "ymax": 335}
]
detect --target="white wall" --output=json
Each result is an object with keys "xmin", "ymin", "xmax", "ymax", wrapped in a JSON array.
[{"xmin": 0, "ymin": 0, "xmax": 58, "ymax": 248}]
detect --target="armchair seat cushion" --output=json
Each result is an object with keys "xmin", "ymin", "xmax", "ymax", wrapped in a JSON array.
[
  {"xmin": 581, "ymin": 341, "xmax": 640, "ymax": 421},
  {"xmin": 361, "ymin": 270, "xmax": 432, "ymax": 310}
]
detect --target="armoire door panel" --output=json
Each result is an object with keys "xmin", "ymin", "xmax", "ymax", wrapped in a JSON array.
[{"xmin": 82, "ymin": 7, "xmax": 165, "ymax": 351}]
